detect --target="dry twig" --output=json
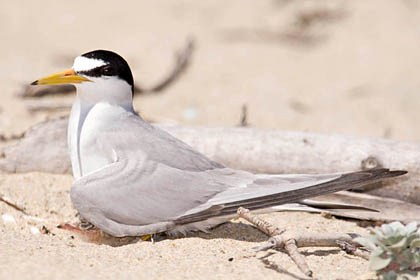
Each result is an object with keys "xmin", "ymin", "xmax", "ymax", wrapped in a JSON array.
[
  {"xmin": 336, "ymin": 240, "xmax": 370, "ymax": 260},
  {"xmin": 238, "ymin": 104, "xmax": 249, "ymax": 127},
  {"xmin": 237, "ymin": 207, "xmax": 284, "ymax": 236},
  {"xmin": 141, "ymin": 38, "xmax": 195, "ymax": 93},
  {"xmin": 0, "ymin": 132, "xmax": 24, "ymax": 142},
  {"xmin": 237, "ymin": 207, "xmax": 367, "ymax": 277},
  {"xmin": 0, "ymin": 194, "xmax": 28, "ymax": 214},
  {"xmin": 26, "ymin": 100, "xmax": 72, "ymax": 113},
  {"xmin": 16, "ymin": 84, "xmax": 75, "ymax": 98}
]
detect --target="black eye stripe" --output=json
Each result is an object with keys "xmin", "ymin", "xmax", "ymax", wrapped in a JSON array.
[{"xmin": 77, "ymin": 65, "xmax": 110, "ymax": 77}]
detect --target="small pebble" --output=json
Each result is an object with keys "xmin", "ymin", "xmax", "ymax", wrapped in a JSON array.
[
  {"xmin": 23, "ymin": 216, "xmax": 45, "ymax": 223},
  {"xmin": 30, "ymin": 226, "xmax": 41, "ymax": 235},
  {"xmin": 2, "ymin": 213, "xmax": 16, "ymax": 224},
  {"xmin": 40, "ymin": 225, "xmax": 50, "ymax": 234},
  {"xmin": 182, "ymin": 107, "xmax": 199, "ymax": 121},
  {"xmin": 321, "ymin": 212, "xmax": 333, "ymax": 219}
]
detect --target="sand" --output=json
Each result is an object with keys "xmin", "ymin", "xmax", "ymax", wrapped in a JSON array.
[{"xmin": 1, "ymin": 0, "xmax": 419, "ymax": 279}]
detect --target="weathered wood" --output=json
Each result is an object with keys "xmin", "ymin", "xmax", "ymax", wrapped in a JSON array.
[
  {"xmin": 0, "ymin": 118, "xmax": 418, "ymax": 204},
  {"xmin": 161, "ymin": 125, "xmax": 418, "ymax": 204},
  {"xmin": 0, "ymin": 118, "xmax": 71, "ymax": 174},
  {"xmin": 25, "ymin": 100, "xmax": 72, "ymax": 112}
]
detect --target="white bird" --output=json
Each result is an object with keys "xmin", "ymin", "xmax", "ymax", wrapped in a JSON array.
[{"xmin": 31, "ymin": 50, "xmax": 406, "ymax": 238}]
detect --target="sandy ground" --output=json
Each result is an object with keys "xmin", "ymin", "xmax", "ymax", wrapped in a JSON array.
[{"xmin": 1, "ymin": 0, "xmax": 420, "ymax": 279}]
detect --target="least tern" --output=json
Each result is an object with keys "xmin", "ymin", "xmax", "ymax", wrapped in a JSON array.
[{"xmin": 32, "ymin": 50, "xmax": 406, "ymax": 237}]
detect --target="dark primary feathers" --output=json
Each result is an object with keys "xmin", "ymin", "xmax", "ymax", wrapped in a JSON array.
[{"xmin": 175, "ymin": 168, "xmax": 406, "ymax": 225}]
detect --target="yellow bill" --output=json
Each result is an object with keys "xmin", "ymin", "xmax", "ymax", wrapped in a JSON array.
[{"xmin": 31, "ymin": 69, "xmax": 91, "ymax": 85}]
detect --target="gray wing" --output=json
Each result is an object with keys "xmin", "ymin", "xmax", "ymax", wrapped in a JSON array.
[
  {"xmin": 71, "ymin": 159, "xmax": 232, "ymax": 237},
  {"xmin": 71, "ymin": 113, "xmax": 406, "ymax": 237},
  {"xmin": 96, "ymin": 113, "xmax": 224, "ymax": 172},
  {"xmin": 71, "ymin": 161, "xmax": 402, "ymax": 237},
  {"xmin": 70, "ymin": 156, "xmax": 334, "ymax": 237}
]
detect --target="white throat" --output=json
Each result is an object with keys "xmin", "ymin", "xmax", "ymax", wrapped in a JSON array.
[{"xmin": 75, "ymin": 77, "xmax": 133, "ymax": 110}]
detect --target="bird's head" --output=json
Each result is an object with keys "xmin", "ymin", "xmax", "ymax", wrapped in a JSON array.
[{"xmin": 32, "ymin": 50, "xmax": 134, "ymax": 105}]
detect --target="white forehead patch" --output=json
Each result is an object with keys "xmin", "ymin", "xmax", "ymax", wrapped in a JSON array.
[{"xmin": 72, "ymin": 56, "xmax": 107, "ymax": 72}]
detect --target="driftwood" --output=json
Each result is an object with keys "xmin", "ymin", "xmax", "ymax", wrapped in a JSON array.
[
  {"xmin": 25, "ymin": 100, "xmax": 73, "ymax": 113},
  {"xmin": 0, "ymin": 118, "xmax": 418, "ymax": 222},
  {"xmin": 16, "ymin": 84, "xmax": 75, "ymax": 98},
  {"xmin": 0, "ymin": 118, "xmax": 419, "ymax": 209},
  {"xmin": 0, "ymin": 118, "xmax": 72, "ymax": 174},
  {"xmin": 163, "ymin": 125, "xmax": 418, "ymax": 205}
]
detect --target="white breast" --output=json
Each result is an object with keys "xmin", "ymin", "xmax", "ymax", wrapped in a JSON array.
[
  {"xmin": 68, "ymin": 100, "xmax": 130, "ymax": 179},
  {"xmin": 79, "ymin": 104, "xmax": 116, "ymax": 177}
]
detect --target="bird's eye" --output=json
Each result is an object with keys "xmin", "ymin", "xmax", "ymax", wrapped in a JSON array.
[{"xmin": 102, "ymin": 66, "xmax": 115, "ymax": 76}]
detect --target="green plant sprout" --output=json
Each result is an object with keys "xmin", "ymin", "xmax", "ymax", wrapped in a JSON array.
[{"xmin": 355, "ymin": 221, "xmax": 420, "ymax": 280}]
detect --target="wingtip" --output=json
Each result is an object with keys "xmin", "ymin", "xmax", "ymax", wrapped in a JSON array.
[
  {"xmin": 365, "ymin": 168, "xmax": 407, "ymax": 178},
  {"xmin": 391, "ymin": 170, "xmax": 408, "ymax": 176}
]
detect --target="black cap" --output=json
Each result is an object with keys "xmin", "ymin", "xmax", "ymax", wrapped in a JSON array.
[{"xmin": 78, "ymin": 50, "xmax": 134, "ymax": 92}]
